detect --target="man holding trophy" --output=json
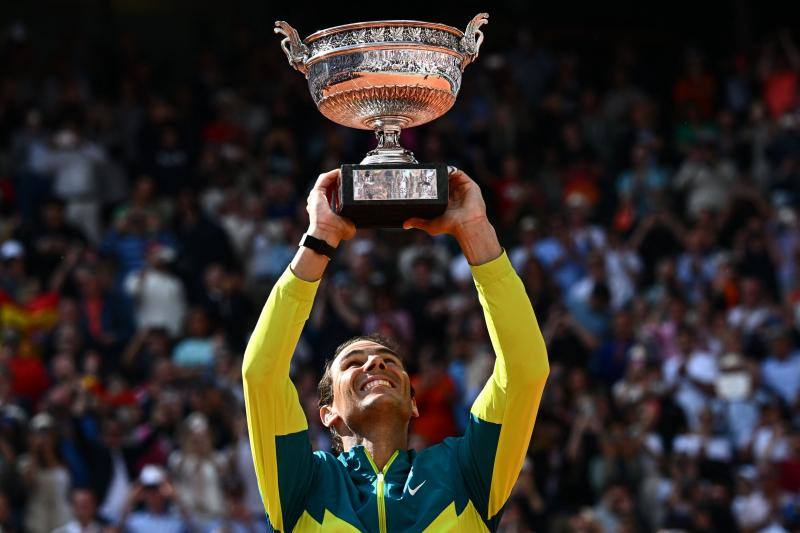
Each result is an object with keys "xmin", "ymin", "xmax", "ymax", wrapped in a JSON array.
[{"xmin": 242, "ymin": 14, "xmax": 549, "ymax": 532}]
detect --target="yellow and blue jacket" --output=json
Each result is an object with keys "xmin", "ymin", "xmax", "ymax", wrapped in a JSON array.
[{"xmin": 243, "ymin": 251, "xmax": 549, "ymax": 532}]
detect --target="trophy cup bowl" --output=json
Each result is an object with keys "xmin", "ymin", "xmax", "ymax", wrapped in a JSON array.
[{"xmin": 275, "ymin": 14, "xmax": 488, "ymax": 227}]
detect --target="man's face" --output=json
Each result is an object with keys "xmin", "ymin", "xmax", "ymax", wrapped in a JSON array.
[
  {"xmin": 143, "ymin": 485, "xmax": 166, "ymax": 512},
  {"xmin": 320, "ymin": 340, "xmax": 417, "ymax": 435},
  {"xmin": 72, "ymin": 490, "xmax": 96, "ymax": 523}
]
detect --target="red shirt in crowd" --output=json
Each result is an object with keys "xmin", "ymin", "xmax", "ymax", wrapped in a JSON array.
[{"xmin": 411, "ymin": 372, "xmax": 458, "ymax": 445}]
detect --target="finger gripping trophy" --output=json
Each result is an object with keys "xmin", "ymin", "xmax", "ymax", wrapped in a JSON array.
[{"xmin": 275, "ymin": 14, "xmax": 489, "ymax": 228}]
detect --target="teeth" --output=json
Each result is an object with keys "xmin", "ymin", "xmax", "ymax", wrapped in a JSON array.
[{"xmin": 363, "ymin": 379, "xmax": 391, "ymax": 392}]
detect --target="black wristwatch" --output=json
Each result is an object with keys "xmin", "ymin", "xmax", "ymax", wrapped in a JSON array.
[{"xmin": 299, "ymin": 233, "xmax": 337, "ymax": 260}]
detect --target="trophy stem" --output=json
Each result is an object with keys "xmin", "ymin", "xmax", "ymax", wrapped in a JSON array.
[{"xmin": 361, "ymin": 121, "xmax": 418, "ymax": 165}]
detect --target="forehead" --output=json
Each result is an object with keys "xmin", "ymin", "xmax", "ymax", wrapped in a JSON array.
[{"xmin": 335, "ymin": 340, "xmax": 398, "ymax": 363}]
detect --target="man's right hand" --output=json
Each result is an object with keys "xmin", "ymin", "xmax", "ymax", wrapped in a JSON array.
[
  {"xmin": 291, "ymin": 170, "xmax": 356, "ymax": 281},
  {"xmin": 307, "ymin": 169, "xmax": 356, "ymax": 248}
]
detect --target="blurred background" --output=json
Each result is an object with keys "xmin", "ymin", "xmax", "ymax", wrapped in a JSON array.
[{"xmin": 1, "ymin": 1, "xmax": 799, "ymax": 531}]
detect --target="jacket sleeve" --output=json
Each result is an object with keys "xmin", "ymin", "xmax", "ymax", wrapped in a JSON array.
[
  {"xmin": 242, "ymin": 266, "xmax": 320, "ymax": 532},
  {"xmin": 456, "ymin": 251, "xmax": 549, "ymax": 523}
]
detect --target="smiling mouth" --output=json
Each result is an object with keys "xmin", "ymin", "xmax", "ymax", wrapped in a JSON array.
[{"xmin": 361, "ymin": 379, "xmax": 394, "ymax": 392}]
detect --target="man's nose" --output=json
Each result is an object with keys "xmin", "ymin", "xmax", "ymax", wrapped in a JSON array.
[{"xmin": 363, "ymin": 355, "xmax": 386, "ymax": 371}]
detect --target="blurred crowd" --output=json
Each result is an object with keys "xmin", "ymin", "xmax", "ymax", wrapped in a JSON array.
[{"xmin": 0, "ymin": 15, "xmax": 800, "ymax": 533}]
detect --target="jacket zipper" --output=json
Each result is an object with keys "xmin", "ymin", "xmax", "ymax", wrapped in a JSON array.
[
  {"xmin": 366, "ymin": 450, "xmax": 399, "ymax": 533},
  {"xmin": 377, "ymin": 471, "xmax": 387, "ymax": 533}
]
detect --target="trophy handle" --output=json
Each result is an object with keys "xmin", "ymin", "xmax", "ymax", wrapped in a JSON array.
[
  {"xmin": 460, "ymin": 13, "xmax": 489, "ymax": 69},
  {"xmin": 274, "ymin": 21, "xmax": 309, "ymax": 74}
]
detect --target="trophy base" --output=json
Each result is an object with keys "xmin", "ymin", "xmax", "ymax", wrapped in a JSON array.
[{"xmin": 335, "ymin": 164, "xmax": 448, "ymax": 228}]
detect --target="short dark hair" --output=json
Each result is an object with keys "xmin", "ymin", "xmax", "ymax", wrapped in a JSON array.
[{"xmin": 318, "ymin": 333, "xmax": 410, "ymax": 453}]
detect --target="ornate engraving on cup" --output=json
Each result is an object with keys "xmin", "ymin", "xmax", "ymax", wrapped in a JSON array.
[
  {"xmin": 306, "ymin": 26, "xmax": 462, "ymax": 59},
  {"xmin": 275, "ymin": 14, "xmax": 488, "ymax": 164},
  {"xmin": 352, "ymin": 168, "xmax": 437, "ymax": 201}
]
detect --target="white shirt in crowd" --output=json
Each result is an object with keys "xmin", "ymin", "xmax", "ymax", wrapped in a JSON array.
[
  {"xmin": 752, "ymin": 426, "xmax": 791, "ymax": 463},
  {"xmin": 99, "ymin": 451, "xmax": 130, "ymax": 523},
  {"xmin": 124, "ymin": 268, "xmax": 187, "ymax": 337},
  {"xmin": 664, "ymin": 350, "xmax": 718, "ymax": 430},
  {"xmin": 33, "ymin": 141, "xmax": 106, "ymax": 199},
  {"xmin": 604, "ymin": 247, "xmax": 642, "ymax": 309},
  {"xmin": 732, "ymin": 490, "xmax": 773, "ymax": 531},
  {"xmin": 761, "ymin": 352, "xmax": 800, "ymax": 406},
  {"xmin": 727, "ymin": 304, "xmax": 772, "ymax": 333},
  {"xmin": 53, "ymin": 520, "xmax": 104, "ymax": 533},
  {"xmin": 672, "ymin": 433, "xmax": 732, "ymax": 462}
]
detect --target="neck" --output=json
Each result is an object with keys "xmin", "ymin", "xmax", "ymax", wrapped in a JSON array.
[{"xmin": 341, "ymin": 419, "xmax": 408, "ymax": 471}]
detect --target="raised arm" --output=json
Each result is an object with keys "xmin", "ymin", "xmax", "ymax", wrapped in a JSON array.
[
  {"xmin": 463, "ymin": 247, "xmax": 549, "ymax": 523},
  {"xmin": 405, "ymin": 169, "xmax": 550, "ymax": 526},
  {"xmin": 242, "ymin": 170, "xmax": 354, "ymax": 532}
]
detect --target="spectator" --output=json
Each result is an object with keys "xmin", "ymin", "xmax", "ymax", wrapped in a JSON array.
[
  {"xmin": 73, "ymin": 414, "xmax": 166, "ymax": 523},
  {"xmin": 731, "ymin": 466, "xmax": 774, "ymax": 531},
  {"xmin": 74, "ymin": 264, "xmax": 134, "ymax": 358},
  {"xmin": 713, "ymin": 352, "xmax": 761, "ymax": 451},
  {"xmin": 171, "ymin": 307, "xmax": 215, "ymax": 370},
  {"xmin": 593, "ymin": 482, "xmax": 639, "ymax": 533},
  {"xmin": 14, "ymin": 197, "xmax": 86, "ymax": 284},
  {"xmin": 590, "ymin": 310, "xmax": 636, "ymax": 385},
  {"xmin": 124, "ymin": 243, "xmax": 187, "ymax": 338},
  {"xmin": 674, "ymin": 138, "xmax": 737, "ymax": 219},
  {"xmin": 119, "ymin": 464, "xmax": 190, "ymax": 533},
  {"xmin": 410, "ymin": 350, "xmax": 458, "ymax": 447},
  {"xmin": 32, "ymin": 123, "xmax": 107, "ymax": 243},
  {"xmin": 53, "ymin": 488, "xmax": 105, "ymax": 533},
  {"xmin": 664, "ymin": 326, "xmax": 719, "ymax": 430},
  {"xmin": 204, "ymin": 479, "xmax": 266, "ymax": 533},
  {"xmin": 727, "ymin": 276, "xmax": 775, "ymax": 334},
  {"xmin": 167, "ymin": 412, "xmax": 226, "ymax": 528},
  {"xmin": 761, "ymin": 325, "xmax": 800, "ymax": 408},
  {"xmin": 18, "ymin": 413, "xmax": 73, "ymax": 533},
  {"xmin": 615, "ymin": 143, "xmax": 667, "ymax": 220}
]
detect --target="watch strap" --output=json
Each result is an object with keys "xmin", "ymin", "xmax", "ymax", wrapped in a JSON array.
[{"xmin": 299, "ymin": 233, "xmax": 337, "ymax": 259}]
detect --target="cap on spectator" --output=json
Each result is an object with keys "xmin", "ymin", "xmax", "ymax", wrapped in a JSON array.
[
  {"xmin": 139, "ymin": 464, "xmax": 166, "ymax": 487},
  {"xmin": 29, "ymin": 412, "xmax": 54, "ymax": 432},
  {"xmin": 1, "ymin": 240, "xmax": 24, "ymax": 260}
]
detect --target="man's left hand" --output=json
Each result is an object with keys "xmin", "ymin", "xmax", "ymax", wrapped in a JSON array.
[
  {"xmin": 402, "ymin": 168, "xmax": 487, "ymax": 241},
  {"xmin": 403, "ymin": 168, "xmax": 501, "ymax": 265}
]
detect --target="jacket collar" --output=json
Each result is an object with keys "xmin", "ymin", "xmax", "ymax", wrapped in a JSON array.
[{"xmin": 339, "ymin": 445, "xmax": 413, "ymax": 481}]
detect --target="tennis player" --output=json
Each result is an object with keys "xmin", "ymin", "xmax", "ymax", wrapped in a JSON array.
[{"xmin": 243, "ymin": 168, "xmax": 549, "ymax": 532}]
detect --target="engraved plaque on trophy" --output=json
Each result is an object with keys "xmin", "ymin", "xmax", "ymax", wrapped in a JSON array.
[{"xmin": 275, "ymin": 14, "xmax": 488, "ymax": 228}]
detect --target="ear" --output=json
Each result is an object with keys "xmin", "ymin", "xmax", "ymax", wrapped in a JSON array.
[
  {"xmin": 320, "ymin": 404, "xmax": 341, "ymax": 429},
  {"xmin": 410, "ymin": 397, "xmax": 419, "ymax": 419}
]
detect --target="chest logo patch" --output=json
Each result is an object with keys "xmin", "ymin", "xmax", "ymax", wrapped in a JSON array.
[{"xmin": 408, "ymin": 480, "xmax": 426, "ymax": 496}]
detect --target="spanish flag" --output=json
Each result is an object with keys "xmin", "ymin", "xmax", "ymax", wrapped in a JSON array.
[{"xmin": 0, "ymin": 290, "xmax": 59, "ymax": 357}]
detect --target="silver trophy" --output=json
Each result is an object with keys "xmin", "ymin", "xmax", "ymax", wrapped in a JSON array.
[{"xmin": 275, "ymin": 13, "xmax": 488, "ymax": 227}]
